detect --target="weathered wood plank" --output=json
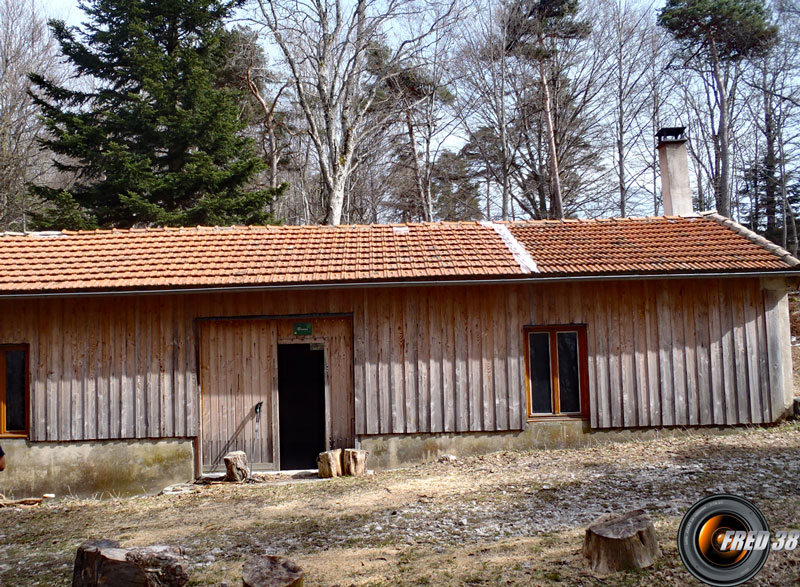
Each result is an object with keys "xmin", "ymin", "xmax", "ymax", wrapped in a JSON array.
[
  {"xmin": 454, "ymin": 286, "xmax": 469, "ymax": 432},
  {"xmin": 606, "ymin": 282, "xmax": 623, "ymax": 428},
  {"xmin": 468, "ymin": 286, "xmax": 483, "ymax": 431},
  {"xmin": 631, "ymin": 281, "xmax": 650, "ymax": 428},
  {"xmin": 743, "ymin": 283, "xmax": 764, "ymax": 424},
  {"xmin": 593, "ymin": 284, "xmax": 611, "ymax": 428},
  {"xmin": 390, "ymin": 291, "xmax": 406, "ymax": 433},
  {"xmin": 655, "ymin": 287, "xmax": 675, "ymax": 427},
  {"xmin": 429, "ymin": 287, "xmax": 443, "ymax": 433},
  {"xmin": 619, "ymin": 282, "xmax": 637, "ymax": 427},
  {"xmin": 481, "ymin": 287, "xmax": 495, "ymax": 431},
  {"xmin": 706, "ymin": 280, "xmax": 726, "ymax": 425},
  {"xmin": 753, "ymin": 284, "xmax": 771, "ymax": 423},
  {"xmin": 443, "ymin": 287, "xmax": 457, "ymax": 432},
  {"xmin": 402, "ymin": 288, "xmax": 418, "ymax": 434},
  {"xmin": 353, "ymin": 289, "xmax": 367, "ymax": 436},
  {"xmin": 670, "ymin": 283, "xmax": 688, "ymax": 426},
  {"xmin": 731, "ymin": 282, "xmax": 750, "ymax": 423},
  {"xmin": 682, "ymin": 285, "xmax": 699, "ymax": 426},
  {"xmin": 493, "ymin": 287, "xmax": 508, "ymax": 431},
  {"xmin": 718, "ymin": 280, "xmax": 738, "ymax": 424},
  {"xmin": 378, "ymin": 292, "xmax": 392, "ymax": 434},
  {"xmin": 582, "ymin": 283, "xmax": 599, "ymax": 428},
  {"xmin": 762, "ymin": 280, "xmax": 792, "ymax": 421},
  {"xmin": 416, "ymin": 288, "xmax": 431, "ymax": 433},
  {"xmin": 364, "ymin": 291, "xmax": 379, "ymax": 435},
  {"xmin": 692, "ymin": 284, "xmax": 712, "ymax": 426},
  {"xmin": 643, "ymin": 281, "xmax": 661, "ymax": 427}
]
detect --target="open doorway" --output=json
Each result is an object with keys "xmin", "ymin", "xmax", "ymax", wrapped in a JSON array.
[{"xmin": 277, "ymin": 343, "xmax": 326, "ymax": 469}]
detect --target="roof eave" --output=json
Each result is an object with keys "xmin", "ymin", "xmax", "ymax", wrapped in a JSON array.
[{"xmin": 0, "ymin": 268, "xmax": 796, "ymax": 299}]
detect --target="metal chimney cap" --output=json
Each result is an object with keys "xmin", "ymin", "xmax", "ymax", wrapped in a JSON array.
[{"xmin": 656, "ymin": 126, "xmax": 687, "ymax": 142}]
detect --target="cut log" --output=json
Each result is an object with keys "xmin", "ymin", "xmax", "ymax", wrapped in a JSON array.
[
  {"xmin": 316, "ymin": 449, "xmax": 342, "ymax": 478},
  {"xmin": 242, "ymin": 555, "xmax": 304, "ymax": 587},
  {"xmin": 342, "ymin": 449, "xmax": 368, "ymax": 477},
  {"xmin": 583, "ymin": 509, "xmax": 660, "ymax": 574},
  {"xmin": 72, "ymin": 540, "xmax": 189, "ymax": 587},
  {"xmin": 224, "ymin": 451, "xmax": 251, "ymax": 482},
  {"xmin": 0, "ymin": 497, "xmax": 43, "ymax": 507}
]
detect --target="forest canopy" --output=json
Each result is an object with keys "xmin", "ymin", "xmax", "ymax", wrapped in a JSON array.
[{"xmin": 1, "ymin": 0, "xmax": 799, "ymax": 252}]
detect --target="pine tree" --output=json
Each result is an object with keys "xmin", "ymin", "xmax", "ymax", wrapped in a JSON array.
[
  {"xmin": 504, "ymin": 0, "xmax": 591, "ymax": 219},
  {"xmin": 29, "ymin": 0, "xmax": 282, "ymax": 230},
  {"xmin": 658, "ymin": 0, "xmax": 777, "ymax": 218}
]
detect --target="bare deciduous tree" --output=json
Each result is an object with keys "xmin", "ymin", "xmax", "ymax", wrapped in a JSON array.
[
  {"xmin": 0, "ymin": 0, "xmax": 64, "ymax": 230},
  {"xmin": 253, "ymin": 0, "xmax": 456, "ymax": 225}
]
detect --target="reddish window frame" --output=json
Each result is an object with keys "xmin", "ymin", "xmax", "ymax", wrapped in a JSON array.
[
  {"xmin": 524, "ymin": 325, "xmax": 589, "ymax": 420},
  {"xmin": 0, "ymin": 344, "xmax": 29, "ymax": 438}
]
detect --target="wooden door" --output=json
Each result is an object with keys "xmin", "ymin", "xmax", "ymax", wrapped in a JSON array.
[{"xmin": 199, "ymin": 320, "xmax": 277, "ymax": 470}]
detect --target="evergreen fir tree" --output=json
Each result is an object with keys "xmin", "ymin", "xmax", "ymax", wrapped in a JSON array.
[{"xmin": 29, "ymin": 0, "xmax": 282, "ymax": 229}]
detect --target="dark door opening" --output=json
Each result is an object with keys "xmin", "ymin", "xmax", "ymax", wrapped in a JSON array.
[{"xmin": 278, "ymin": 344, "xmax": 326, "ymax": 469}]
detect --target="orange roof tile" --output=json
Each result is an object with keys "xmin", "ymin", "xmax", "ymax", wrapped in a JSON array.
[
  {"xmin": 506, "ymin": 214, "xmax": 797, "ymax": 274},
  {"xmin": 0, "ymin": 215, "xmax": 794, "ymax": 294},
  {"xmin": 0, "ymin": 222, "xmax": 523, "ymax": 292}
]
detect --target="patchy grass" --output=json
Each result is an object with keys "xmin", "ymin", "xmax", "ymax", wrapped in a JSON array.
[{"xmin": 1, "ymin": 423, "xmax": 799, "ymax": 585}]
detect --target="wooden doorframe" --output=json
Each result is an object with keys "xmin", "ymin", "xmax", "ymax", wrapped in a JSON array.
[
  {"xmin": 194, "ymin": 313, "xmax": 352, "ymax": 477},
  {"xmin": 276, "ymin": 337, "xmax": 332, "ymax": 468}
]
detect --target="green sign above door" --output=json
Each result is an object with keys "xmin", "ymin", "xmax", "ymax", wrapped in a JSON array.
[{"xmin": 293, "ymin": 322, "xmax": 313, "ymax": 336}]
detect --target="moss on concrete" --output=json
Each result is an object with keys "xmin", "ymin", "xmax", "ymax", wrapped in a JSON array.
[
  {"xmin": 359, "ymin": 421, "xmax": 752, "ymax": 470},
  {"xmin": 0, "ymin": 439, "xmax": 194, "ymax": 498}
]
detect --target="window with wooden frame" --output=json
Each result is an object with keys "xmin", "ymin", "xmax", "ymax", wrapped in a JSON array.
[
  {"xmin": 524, "ymin": 326, "xmax": 589, "ymax": 419},
  {"xmin": 0, "ymin": 345, "xmax": 28, "ymax": 437}
]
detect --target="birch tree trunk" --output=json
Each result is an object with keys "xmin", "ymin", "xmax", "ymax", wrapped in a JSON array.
[
  {"xmin": 539, "ymin": 59, "xmax": 564, "ymax": 219},
  {"xmin": 710, "ymin": 43, "xmax": 731, "ymax": 218}
]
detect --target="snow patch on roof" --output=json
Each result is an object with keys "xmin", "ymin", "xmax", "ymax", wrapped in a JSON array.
[{"xmin": 481, "ymin": 221, "xmax": 539, "ymax": 274}]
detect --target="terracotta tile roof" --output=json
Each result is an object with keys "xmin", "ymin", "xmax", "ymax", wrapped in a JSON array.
[
  {"xmin": 0, "ymin": 215, "xmax": 795, "ymax": 293},
  {"xmin": 506, "ymin": 214, "xmax": 798, "ymax": 274},
  {"xmin": 0, "ymin": 222, "xmax": 524, "ymax": 292}
]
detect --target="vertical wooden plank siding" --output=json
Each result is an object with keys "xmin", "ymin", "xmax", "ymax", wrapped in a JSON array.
[
  {"xmin": 762, "ymin": 278, "xmax": 794, "ymax": 420},
  {"xmin": 454, "ymin": 287, "xmax": 469, "ymax": 432},
  {"xmin": 619, "ymin": 283, "xmax": 637, "ymax": 427},
  {"xmin": 606, "ymin": 282, "xmax": 624, "ymax": 427},
  {"xmin": 353, "ymin": 289, "xmax": 367, "ymax": 435},
  {"xmin": 643, "ymin": 281, "xmax": 662, "ymax": 427},
  {"xmin": 706, "ymin": 283, "xmax": 725, "ymax": 425},
  {"xmin": 682, "ymin": 286, "xmax": 699, "ymax": 426},
  {"xmin": 403, "ymin": 289, "xmax": 419, "ymax": 433},
  {"xmin": 632, "ymin": 281, "xmax": 650, "ymax": 427},
  {"xmin": 0, "ymin": 276, "xmax": 790, "ymax": 445}
]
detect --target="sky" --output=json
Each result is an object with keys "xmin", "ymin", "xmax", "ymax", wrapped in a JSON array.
[{"xmin": 40, "ymin": 0, "xmax": 85, "ymax": 26}]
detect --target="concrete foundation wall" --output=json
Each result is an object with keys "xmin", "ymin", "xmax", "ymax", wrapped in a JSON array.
[
  {"xmin": 0, "ymin": 439, "xmax": 194, "ymax": 498},
  {"xmin": 359, "ymin": 421, "xmax": 744, "ymax": 470}
]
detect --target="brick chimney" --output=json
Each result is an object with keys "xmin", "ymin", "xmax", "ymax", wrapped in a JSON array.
[{"xmin": 656, "ymin": 127, "xmax": 693, "ymax": 216}]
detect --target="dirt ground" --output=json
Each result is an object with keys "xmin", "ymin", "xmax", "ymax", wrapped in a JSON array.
[{"xmin": 1, "ymin": 423, "xmax": 799, "ymax": 586}]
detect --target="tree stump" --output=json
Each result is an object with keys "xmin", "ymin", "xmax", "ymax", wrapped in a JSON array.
[
  {"xmin": 242, "ymin": 555, "xmax": 304, "ymax": 587},
  {"xmin": 583, "ymin": 509, "xmax": 660, "ymax": 574},
  {"xmin": 224, "ymin": 451, "xmax": 251, "ymax": 482},
  {"xmin": 342, "ymin": 449, "xmax": 368, "ymax": 477},
  {"xmin": 316, "ymin": 449, "xmax": 342, "ymax": 478},
  {"xmin": 72, "ymin": 540, "xmax": 189, "ymax": 587}
]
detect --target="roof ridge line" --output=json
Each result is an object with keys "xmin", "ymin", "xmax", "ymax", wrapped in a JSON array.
[
  {"xmin": 700, "ymin": 211, "xmax": 800, "ymax": 267},
  {"xmin": 480, "ymin": 221, "xmax": 539, "ymax": 274}
]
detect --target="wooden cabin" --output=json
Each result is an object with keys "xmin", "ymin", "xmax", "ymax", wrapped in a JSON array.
[{"xmin": 0, "ymin": 213, "xmax": 797, "ymax": 495}]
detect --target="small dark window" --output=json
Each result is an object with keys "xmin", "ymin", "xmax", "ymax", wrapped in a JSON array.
[
  {"xmin": 1, "ymin": 345, "xmax": 28, "ymax": 436},
  {"xmin": 525, "ymin": 326, "xmax": 588, "ymax": 418}
]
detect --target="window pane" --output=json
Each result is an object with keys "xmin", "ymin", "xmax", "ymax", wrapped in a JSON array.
[
  {"xmin": 5, "ymin": 349, "xmax": 26, "ymax": 431},
  {"xmin": 557, "ymin": 332, "xmax": 580, "ymax": 413},
  {"xmin": 529, "ymin": 333, "xmax": 552, "ymax": 413}
]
